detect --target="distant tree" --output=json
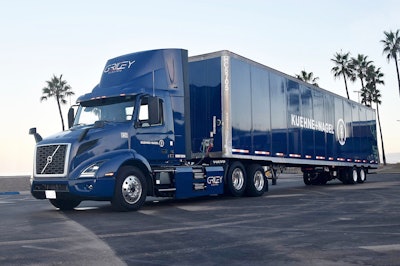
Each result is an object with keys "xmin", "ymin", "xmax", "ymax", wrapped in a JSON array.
[
  {"xmin": 331, "ymin": 51, "xmax": 355, "ymax": 99},
  {"xmin": 40, "ymin": 74, "xmax": 74, "ymax": 131},
  {"xmin": 381, "ymin": 29, "xmax": 400, "ymax": 96},
  {"xmin": 365, "ymin": 65, "xmax": 386, "ymax": 165},
  {"xmin": 351, "ymin": 54, "xmax": 372, "ymax": 103},
  {"xmin": 295, "ymin": 70, "xmax": 319, "ymax": 87}
]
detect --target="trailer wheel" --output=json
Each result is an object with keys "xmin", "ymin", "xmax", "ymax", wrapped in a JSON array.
[
  {"xmin": 246, "ymin": 164, "xmax": 267, "ymax": 197},
  {"xmin": 347, "ymin": 167, "xmax": 358, "ymax": 184},
  {"xmin": 49, "ymin": 199, "xmax": 81, "ymax": 211},
  {"xmin": 357, "ymin": 167, "xmax": 366, "ymax": 183},
  {"xmin": 226, "ymin": 161, "xmax": 246, "ymax": 197},
  {"xmin": 112, "ymin": 166, "xmax": 147, "ymax": 211}
]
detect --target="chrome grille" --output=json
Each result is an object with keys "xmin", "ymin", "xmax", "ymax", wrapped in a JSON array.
[{"xmin": 35, "ymin": 144, "xmax": 70, "ymax": 177}]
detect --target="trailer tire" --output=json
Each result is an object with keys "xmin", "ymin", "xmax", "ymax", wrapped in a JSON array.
[
  {"xmin": 347, "ymin": 167, "xmax": 358, "ymax": 184},
  {"xmin": 112, "ymin": 166, "xmax": 147, "ymax": 211},
  {"xmin": 49, "ymin": 199, "xmax": 81, "ymax": 210},
  {"xmin": 246, "ymin": 164, "xmax": 267, "ymax": 197},
  {"xmin": 226, "ymin": 161, "xmax": 246, "ymax": 197},
  {"xmin": 357, "ymin": 167, "xmax": 366, "ymax": 183}
]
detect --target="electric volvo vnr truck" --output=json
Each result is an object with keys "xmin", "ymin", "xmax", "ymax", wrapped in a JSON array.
[{"xmin": 29, "ymin": 49, "xmax": 379, "ymax": 211}]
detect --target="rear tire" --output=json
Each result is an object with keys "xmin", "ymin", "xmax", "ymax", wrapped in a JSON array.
[
  {"xmin": 111, "ymin": 166, "xmax": 147, "ymax": 211},
  {"xmin": 49, "ymin": 199, "xmax": 81, "ymax": 210},
  {"xmin": 357, "ymin": 167, "xmax": 367, "ymax": 183},
  {"xmin": 226, "ymin": 161, "xmax": 246, "ymax": 197},
  {"xmin": 347, "ymin": 167, "xmax": 358, "ymax": 184},
  {"xmin": 246, "ymin": 164, "xmax": 267, "ymax": 197}
]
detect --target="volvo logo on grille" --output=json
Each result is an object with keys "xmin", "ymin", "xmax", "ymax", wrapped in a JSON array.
[
  {"xmin": 36, "ymin": 144, "xmax": 69, "ymax": 176},
  {"xmin": 40, "ymin": 145, "xmax": 62, "ymax": 174}
]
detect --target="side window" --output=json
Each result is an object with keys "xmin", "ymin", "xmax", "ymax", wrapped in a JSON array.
[
  {"xmin": 138, "ymin": 97, "xmax": 163, "ymax": 127},
  {"xmin": 125, "ymin": 106, "xmax": 134, "ymax": 121}
]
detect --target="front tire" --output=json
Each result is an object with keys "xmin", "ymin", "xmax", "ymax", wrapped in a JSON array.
[
  {"xmin": 112, "ymin": 166, "xmax": 147, "ymax": 211},
  {"xmin": 49, "ymin": 199, "xmax": 81, "ymax": 210},
  {"xmin": 226, "ymin": 161, "xmax": 246, "ymax": 197}
]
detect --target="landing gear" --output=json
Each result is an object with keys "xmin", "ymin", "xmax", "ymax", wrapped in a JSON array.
[{"xmin": 303, "ymin": 172, "xmax": 329, "ymax": 185}]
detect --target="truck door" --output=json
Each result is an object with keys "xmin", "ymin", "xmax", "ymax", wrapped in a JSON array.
[{"xmin": 133, "ymin": 96, "xmax": 174, "ymax": 163}]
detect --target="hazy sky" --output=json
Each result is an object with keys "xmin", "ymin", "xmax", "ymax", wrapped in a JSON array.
[{"xmin": 1, "ymin": 0, "xmax": 399, "ymax": 175}]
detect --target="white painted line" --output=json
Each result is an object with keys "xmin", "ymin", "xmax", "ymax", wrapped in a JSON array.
[{"xmin": 360, "ymin": 244, "xmax": 400, "ymax": 252}]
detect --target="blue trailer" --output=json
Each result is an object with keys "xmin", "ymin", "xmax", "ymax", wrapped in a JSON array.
[{"xmin": 29, "ymin": 49, "xmax": 379, "ymax": 211}]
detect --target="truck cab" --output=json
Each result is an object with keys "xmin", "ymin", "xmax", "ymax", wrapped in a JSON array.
[{"xmin": 30, "ymin": 49, "xmax": 225, "ymax": 211}]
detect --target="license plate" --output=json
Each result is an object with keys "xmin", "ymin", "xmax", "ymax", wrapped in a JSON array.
[{"xmin": 45, "ymin": 190, "xmax": 56, "ymax": 199}]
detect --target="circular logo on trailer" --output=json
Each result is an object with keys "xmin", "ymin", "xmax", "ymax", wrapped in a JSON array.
[
  {"xmin": 337, "ymin": 119, "xmax": 346, "ymax": 146},
  {"xmin": 159, "ymin": 139, "xmax": 165, "ymax": 147}
]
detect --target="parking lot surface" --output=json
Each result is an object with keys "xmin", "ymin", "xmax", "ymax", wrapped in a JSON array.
[{"xmin": 1, "ymin": 173, "xmax": 400, "ymax": 265}]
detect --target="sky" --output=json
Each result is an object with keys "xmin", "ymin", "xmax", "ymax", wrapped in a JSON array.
[{"xmin": 0, "ymin": 0, "xmax": 399, "ymax": 175}]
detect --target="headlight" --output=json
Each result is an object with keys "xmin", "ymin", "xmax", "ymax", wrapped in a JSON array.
[{"xmin": 79, "ymin": 162, "xmax": 103, "ymax": 178}]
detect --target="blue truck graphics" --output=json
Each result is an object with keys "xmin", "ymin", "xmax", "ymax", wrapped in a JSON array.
[{"xmin": 30, "ymin": 49, "xmax": 378, "ymax": 211}]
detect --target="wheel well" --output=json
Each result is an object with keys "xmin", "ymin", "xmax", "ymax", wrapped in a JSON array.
[{"xmin": 120, "ymin": 160, "xmax": 154, "ymax": 196}]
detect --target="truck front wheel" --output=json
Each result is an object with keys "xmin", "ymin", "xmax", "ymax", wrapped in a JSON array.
[
  {"xmin": 49, "ymin": 199, "xmax": 81, "ymax": 210},
  {"xmin": 112, "ymin": 166, "xmax": 147, "ymax": 211},
  {"xmin": 226, "ymin": 161, "xmax": 246, "ymax": 197}
]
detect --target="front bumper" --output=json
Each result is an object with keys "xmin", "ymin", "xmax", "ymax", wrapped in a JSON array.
[{"xmin": 31, "ymin": 177, "xmax": 115, "ymax": 201}]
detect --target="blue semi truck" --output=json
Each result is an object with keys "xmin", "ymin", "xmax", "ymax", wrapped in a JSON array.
[{"xmin": 29, "ymin": 49, "xmax": 379, "ymax": 211}]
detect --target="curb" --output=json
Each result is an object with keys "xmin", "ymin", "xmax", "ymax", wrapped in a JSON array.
[
  {"xmin": 0, "ymin": 191, "xmax": 30, "ymax": 196},
  {"xmin": 0, "ymin": 191, "xmax": 20, "ymax": 196}
]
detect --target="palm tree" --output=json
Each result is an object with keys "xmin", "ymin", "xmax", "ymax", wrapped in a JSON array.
[
  {"xmin": 381, "ymin": 29, "xmax": 400, "ymax": 96},
  {"xmin": 40, "ymin": 74, "xmax": 74, "ymax": 131},
  {"xmin": 351, "ymin": 54, "xmax": 372, "ymax": 103},
  {"xmin": 295, "ymin": 70, "xmax": 319, "ymax": 87},
  {"xmin": 331, "ymin": 51, "xmax": 355, "ymax": 99},
  {"xmin": 366, "ymin": 65, "xmax": 386, "ymax": 165}
]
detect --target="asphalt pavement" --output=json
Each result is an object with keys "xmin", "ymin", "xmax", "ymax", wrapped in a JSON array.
[{"xmin": 1, "ymin": 172, "xmax": 400, "ymax": 265}]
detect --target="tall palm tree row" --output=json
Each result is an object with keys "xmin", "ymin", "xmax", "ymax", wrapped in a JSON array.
[
  {"xmin": 40, "ymin": 74, "xmax": 75, "ymax": 131},
  {"xmin": 330, "ymin": 51, "xmax": 386, "ymax": 165},
  {"xmin": 381, "ymin": 29, "xmax": 400, "ymax": 96},
  {"xmin": 351, "ymin": 54, "xmax": 373, "ymax": 104},
  {"xmin": 295, "ymin": 70, "xmax": 319, "ymax": 87},
  {"xmin": 365, "ymin": 65, "xmax": 386, "ymax": 165},
  {"xmin": 331, "ymin": 51, "xmax": 355, "ymax": 99}
]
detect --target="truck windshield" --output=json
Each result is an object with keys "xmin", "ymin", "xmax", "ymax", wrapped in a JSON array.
[{"xmin": 74, "ymin": 96, "xmax": 136, "ymax": 126}]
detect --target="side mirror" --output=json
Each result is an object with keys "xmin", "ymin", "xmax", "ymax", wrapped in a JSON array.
[
  {"xmin": 68, "ymin": 106, "xmax": 75, "ymax": 129},
  {"xmin": 29, "ymin": 127, "xmax": 43, "ymax": 143},
  {"xmin": 148, "ymin": 96, "xmax": 162, "ymax": 125}
]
